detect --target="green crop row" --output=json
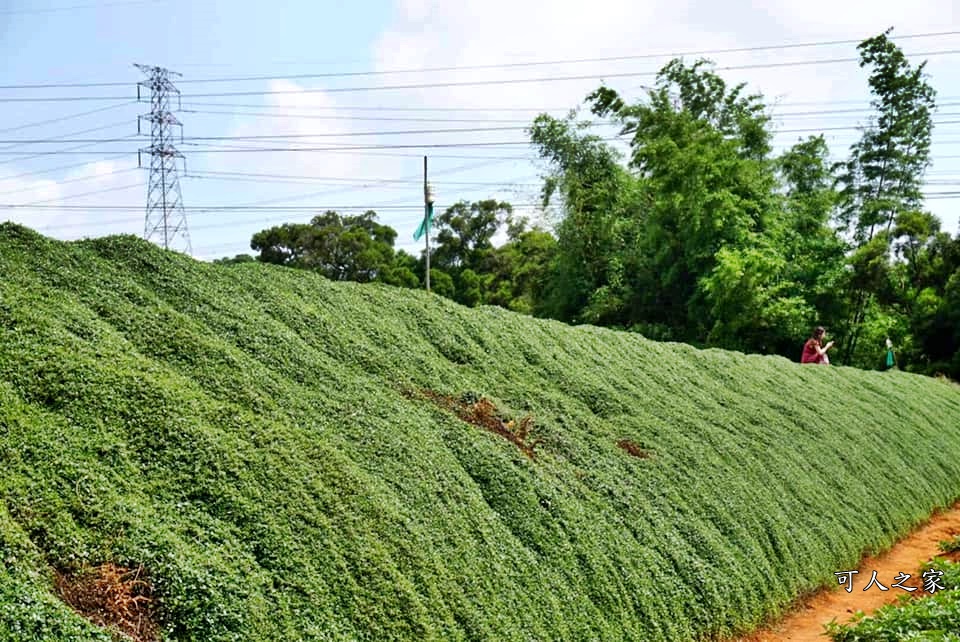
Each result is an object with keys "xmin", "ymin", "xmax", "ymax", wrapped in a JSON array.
[
  {"xmin": 1, "ymin": 222, "xmax": 960, "ymax": 640},
  {"xmin": 826, "ymin": 559, "xmax": 960, "ymax": 641}
]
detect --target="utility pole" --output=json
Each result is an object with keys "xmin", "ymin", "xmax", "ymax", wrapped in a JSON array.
[
  {"xmin": 135, "ymin": 63, "xmax": 192, "ymax": 255},
  {"xmin": 423, "ymin": 155, "xmax": 432, "ymax": 293},
  {"xmin": 413, "ymin": 155, "xmax": 434, "ymax": 290}
]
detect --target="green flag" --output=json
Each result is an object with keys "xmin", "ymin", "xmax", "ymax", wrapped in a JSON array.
[{"xmin": 413, "ymin": 202, "xmax": 433, "ymax": 242}]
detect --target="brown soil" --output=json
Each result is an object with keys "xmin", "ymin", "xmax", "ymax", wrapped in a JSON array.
[
  {"xmin": 736, "ymin": 501, "xmax": 960, "ymax": 641},
  {"xmin": 54, "ymin": 562, "xmax": 158, "ymax": 642},
  {"xmin": 616, "ymin": 439, "xmax": 653, "ymax": 459},
  {"xmin": 407, "ymin": 388, "xmax": 543, "ymax": 458}
]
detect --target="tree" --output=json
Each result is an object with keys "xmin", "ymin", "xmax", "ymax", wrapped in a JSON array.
[
  {"xmin": 431, "ymin": 199, "xmax": 513, "ymax": 274},
  {"xmin": 212, "ymin": 254, "xmax": 256, "ymax": 265},
  {"xmin": 898, "ymin": 231, "xmax": 960, "ymax": 375},
  {"xmin": 424, "ymin": 198, "xmax": 557, "ymax": 311},
  {"xmin": 587, "ymin": 58, "xmax": 779, "ymax": 342},
  {"xmin": 455, "ymin": 269, "xmax": 483, "ymax": 307},
  {"xmin": 250, "ymin": 210, "xmax": 401, "ymax": 284},
  {"xmin": 480, "ymin": 219, "xmax": 557, "ymax": 314},
  {"xmin": 775, "ymin": 136, "xmax": 848, "ymax": 332},
  {"xmin": 700, "ymin": 239, "xmax": 817, "ymax": 354},
  {"xmin": 379, "ymin": 250, "xmax": 420, "ymax": 289},
  {"xmin": 484, "ymin": 222, "xmax": 558, "ymax": 315},
  {"xmin": 428, "ymin": 268, "xmax": 455, "ymax": 299},
  {"xmin": 835, "ymin": 28, "xmax": 938, "ymax": 364},
  {"xmin": 529, "ymin": 111, "xmax": 643, "ymax": 326},
  {"xmin": 249, "ymin": 222, "xmax": 314, "ymax": 268}
]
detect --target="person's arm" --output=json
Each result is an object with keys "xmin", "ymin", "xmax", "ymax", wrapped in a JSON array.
[{"xmin": 816, "ymin": 341, "xmax": 835, "ymax": 355}]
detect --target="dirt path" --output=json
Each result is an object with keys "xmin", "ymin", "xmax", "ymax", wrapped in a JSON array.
[{"xmin": 736, "ymin": 501, "xmax": 960, "ymax": 641}]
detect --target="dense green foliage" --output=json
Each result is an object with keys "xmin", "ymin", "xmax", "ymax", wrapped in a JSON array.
[
  {"xmin": 226, "ymin": 30, "xmax": 958, "ymax": 380},
  {"xmin": 428, "ymin": 199, "xmax": 556, "ymax": 313},
  {"xmin": 826, "ymin": 559, "xmax": 960, "ymax": 641},
  {"xmin": 3, "ymin": 223, "xmax": 960, "ymax": 640},
  {"xmin": 528, "ymin": 30, "xmax": 959, "ymax": 376},
  {"xmin": 834, "ymin": 28, "xmax": 942, "ymax": 369},
  {"xmin": 247, "ymin": 209, "xmax": 420, "ymax": 288},
  {"xmin": 239, "ymin": 201, "xmax": 555, "ymax": 314}
]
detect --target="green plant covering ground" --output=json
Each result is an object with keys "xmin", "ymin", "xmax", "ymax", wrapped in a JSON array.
[
  {"xmin": 826, "ymin": 559, "xmax": 960, "ymax": 641},
  {"xmin": 2, "ymin": 222, "xmax": 960, "ymax": 641}
]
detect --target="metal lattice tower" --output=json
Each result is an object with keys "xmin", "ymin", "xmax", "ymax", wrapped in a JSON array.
[{"xmin": 135, "ymin": 63, "xmax": 192, "ymax": 255}]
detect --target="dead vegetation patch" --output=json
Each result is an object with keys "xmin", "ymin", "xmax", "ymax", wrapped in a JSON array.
[
  {"xmin": 409, "ymin": 388, "xmax": 543, "ymax": 459},
  {"xmin": 617, "ymin": 439, "xmax": 653, "ymax": 459},
  {"xmin": 54, "ymin": 562, "xmax": 158, "ymax": 642}
]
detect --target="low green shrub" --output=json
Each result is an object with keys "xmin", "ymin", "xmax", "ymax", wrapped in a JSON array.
[{"xmin": 2, "ymin": 223, "xmax": 960, "ymax": 640}]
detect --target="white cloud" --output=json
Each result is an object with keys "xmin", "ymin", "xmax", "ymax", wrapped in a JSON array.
[
  {"xmin": 762, "ymin": 0, "xmax": 955, "ymax": 35},
  {"xmin": 188, "ymin": 78, "xmax": 424, "ymax": 259},
  {"xmin": 0, "ymin": 158, "xmax": 145, "ymax": 241},
  {"xmin": 368, "ymin": 0, "xmax": 960, "ymax": 238},
  {"xmin": 226, "ymin": 79, "xmax": 359, "ymax": 176},
  {"xmin": 15, "ymin": 1, "xmax": 957, "ymax": 262}
]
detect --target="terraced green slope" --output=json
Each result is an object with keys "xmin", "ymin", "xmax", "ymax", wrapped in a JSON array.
[{"xmin": 2, "ymin": 222, "xmax": 960, "ymax": 641}]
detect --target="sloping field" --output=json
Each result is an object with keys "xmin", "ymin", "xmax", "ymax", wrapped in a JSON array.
[{"xmin": 2, "ymin": 222, "xmax": 960, "ymax": 641}]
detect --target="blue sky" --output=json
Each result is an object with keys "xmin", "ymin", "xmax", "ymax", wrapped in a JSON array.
[{"xmin": 1, "ymin": 0, "xmax": 959, "ymax": 261}]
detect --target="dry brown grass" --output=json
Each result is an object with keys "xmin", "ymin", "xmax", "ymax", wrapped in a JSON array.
[
  {"xmin": 616, "ymin": 439, "xmax": 653, "ymax": 459},
  {"xmin": 54, "ymin": 562, "xmax": 158, "ymax": 642},
  {"xmin": 409, "ymin": 388, "xmax": 543, "ymax": 459}
]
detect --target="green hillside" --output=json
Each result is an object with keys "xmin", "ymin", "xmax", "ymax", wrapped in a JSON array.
[{"xmin": 2, "ymin": 221, "xmax": 960, "ymax": 642}]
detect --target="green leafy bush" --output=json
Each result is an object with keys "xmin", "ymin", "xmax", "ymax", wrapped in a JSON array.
[
  {"xmin": 826, "ymin": 560, "xmax": 960, "ymax": 641},
  {"xmin": 2, "ymin": 223, "xmax": 960, "ymax": 640}
]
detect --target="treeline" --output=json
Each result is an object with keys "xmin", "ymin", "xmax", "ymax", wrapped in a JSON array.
[
  {"xmin": 216, "ymin": 28, "xmax": 960, "ymax": 379},
  {"xmin": 215, "ymin": 202, "xmax": 556, "ymax": 316}
]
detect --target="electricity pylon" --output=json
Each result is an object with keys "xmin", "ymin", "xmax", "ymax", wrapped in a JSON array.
[{"xmin": 135, "ymin": 63, "xmax": 191, "ymax": 255}]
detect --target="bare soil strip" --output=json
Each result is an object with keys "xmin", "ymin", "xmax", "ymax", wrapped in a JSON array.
[{"xmin": 737, "ymin": 501, "xmax": 960, "ymax": 641}]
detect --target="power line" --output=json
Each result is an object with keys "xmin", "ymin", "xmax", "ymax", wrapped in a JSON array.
[
  {"xmin": 0, "ymin": 121, "xmax": 131, "ymax": 152},
  {"xmin": 0, "ymin": 158, "xmax": 135, "ymax": 182},
  {"xmin": 2, "ymin": 204, "xmax": 543, "ymax": 211},
  {"xmin": 0, "ymin": 139, "xmax": 598, "ymax": 154},
  {"xmin": 0, "ymin": 101, "xmax": 137, "ymax": 134},
  {"xmin": 9, "ymin": 118, "xmax": 960, "ymax": 149},
  {"xmin": 188, "ymin": 169, "xmax": 960, "ymax": 190},
  {"xmin": 204, "ymin": 158, "xmax": 536, "ymax": 209},
  {"xmin": 776, "ymin": 105, "xmax": 960, "ymax": 117},
  {"xmin": 183, "ymin": 108, "xmax": 552, "ymax": 124},
  {"xmin": 0, "ymin": 124, "xmax": 540, "ymax": 143},
  {"xmin": 3, "ymin": 30, "xmax": 958, "ymax": 89},
  {"xmin": 2, "ymin": 140, "xmax": 957, "ymax": 169},
  {"xmin": 0, "ymin": 139, "xmax": 137, "ymax": 165},
  {"xmin": 182, "ymin": 97, "xmax": 960, "ymax": 113},
  {"xmin": 0, "ymin": 136, "xmax": 140, "ymax": 145},
  {"xmin": 184, "ymin": 160, "xmax": 528, "ymax": 186},
  {"xmin": 774, "ymin": 120, "xmax": 960, "ymax": 134},
  {"xmin": 182, "ymin": 105, "xmax": 960, "ymax": 125},
  {"xmin": 184, "ymin": 174, "xmax": 541, "ymax": 191},
  {"xmin": 185, "ymin": 100, "xmax": 577, "ymax": 113},
  {"xmin": 17, "ymin": 117, "xmax": 960, "ymax": 146},
  {"xmin": 265, "ymin": 150, "xmax": 537, "ymax": 161},
  {"xmin": 0, "ymin": 167, "xmax": 139, "ymax": 197},
  {"xmin": 14, "ymin": 181, "xmax": 142, "ymax": 206},
  {"xmin": 163, "ymin": 31, "xmax": 960, "ymax": 80},
  {"xmin": 4, "ymin": 49, "xmax": 960, "ymax": 102},
  {"xmin": 12, "ymin": 189, "xmax": 960, "ymax": 213},
  {"xmin": 5, "ymin": 157, "xmax": 523, "ymax": 222},
  {"xmin": 4, "ymin": 140, "xmax": 960, "ymax": 159},
  {"xmin": 185, "ymin": 169, "xmax": 539, "ymax": 187}
]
